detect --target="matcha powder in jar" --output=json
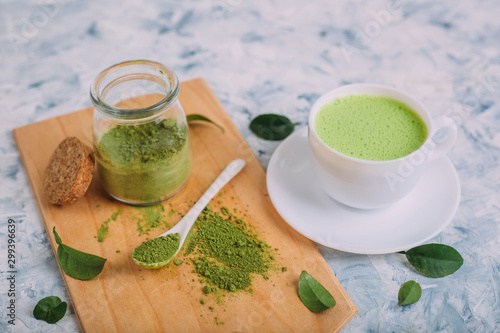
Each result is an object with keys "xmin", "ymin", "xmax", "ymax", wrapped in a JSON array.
[{"xmin": 91, "ymin": 60, "xmax": 192, "ymax": 205}]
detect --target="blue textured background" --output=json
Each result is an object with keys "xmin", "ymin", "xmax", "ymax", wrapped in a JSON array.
[{"xmin": 1, "ymin": 0, "xmax": 499, "ymax": 331}]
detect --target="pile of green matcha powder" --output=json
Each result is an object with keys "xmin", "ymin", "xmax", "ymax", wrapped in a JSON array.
[
  {"xmin": 184, "ymin": 205, "xmax": 278, "ymax": 293},
  {"xmin": 96, "ymin": 119, "xmax": 192, "ymax": 202}
]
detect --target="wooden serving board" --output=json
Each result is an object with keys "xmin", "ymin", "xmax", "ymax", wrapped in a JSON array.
[{"xmin": 14, "ymin": 78, "xmax": 356, "ymax": 332}]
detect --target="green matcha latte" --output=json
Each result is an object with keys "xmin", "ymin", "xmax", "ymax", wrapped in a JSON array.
[
  {"xmin": 96, "ymin": 119, "xmax": 192, "ymax": 204},
  {"xmin": 314, "ymin": 94, "xmax": 428, "ymax": 161}
]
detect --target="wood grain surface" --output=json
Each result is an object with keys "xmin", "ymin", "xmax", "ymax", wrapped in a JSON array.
[{"xmin": 13, "ymin": 78, "xmax": 356, "ymax": 332}]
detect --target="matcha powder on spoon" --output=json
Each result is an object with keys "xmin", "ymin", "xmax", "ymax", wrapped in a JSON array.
[{"xmin": 132, "ymin": 233, "xmax": 180, "ymax": 264}]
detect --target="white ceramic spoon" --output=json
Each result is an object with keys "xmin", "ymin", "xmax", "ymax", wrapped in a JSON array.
[{"xmin": 132, "ymin": 159, "xmax": 246, "ymax": 269}]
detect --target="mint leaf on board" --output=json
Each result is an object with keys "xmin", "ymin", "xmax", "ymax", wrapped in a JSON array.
[
  {"xmin": 298, "ymin": 270, "xmax": 336, "ymax": 312},
  {"xmin": 53, "ymin": 227, "xmax": 107, "ymax": 280},
  {"xmin": 403, "ymin": 243, "xmax": 463, "ymax": 278},
  {"xmin": 54, "ymin": 228, "xmax": 62, "ymax": 245},
  {"xmin": 398, "ymin": 280, "xmax": 422, "ymax": 306},
  {"xmin": 33, "ymin": 296, "xmax": 67, "ymax": 324},
  {"xmin": 186, "ymin": 114, "xmax": 225, "ymax": 133},
  {"xmin": 249, "ymin": 114, "xmax": 296, "ymax": 141}
]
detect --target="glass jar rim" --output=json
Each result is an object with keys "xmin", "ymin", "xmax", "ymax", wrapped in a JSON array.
[{"xmin": 90, "ymin": 60, "xmax": 179, "ymax": 120}]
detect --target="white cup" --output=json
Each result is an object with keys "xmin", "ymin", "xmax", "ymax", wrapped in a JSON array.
[{"xmin": 308, "ymin": 84, "xmax": 457, "ymax": 209}]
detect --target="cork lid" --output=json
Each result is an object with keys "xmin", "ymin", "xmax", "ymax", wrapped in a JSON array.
[{"xmin": 43, "ymin": 137, "xmax": 95, "ymax": 205}]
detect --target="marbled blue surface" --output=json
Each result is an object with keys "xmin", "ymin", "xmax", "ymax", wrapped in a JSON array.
[{"xmin": 1, "ymin": 0, "xmax": 499, "ymax": 331}]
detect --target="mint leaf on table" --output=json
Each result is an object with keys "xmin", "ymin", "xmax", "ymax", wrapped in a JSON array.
[
  {"xmin": 53, "ymin": 227, "xmax": 107, "ymax": 280},
  {"xmin": 186, "ymin": 114, "xmax": 225, "ymax": 133},
  {"xmin": 403, "ymin": 243, "xmax": 463, "ymax": 278},
  {"xmin": 398, "ymin": 280, "xmax": 422, "ymax": 306},
  {"xmin": 298, "ymin": 270, "xmax": 336, "ymax": 312},
  {"xmin": 249, "ymin": 114, "xmax": 296, "ymax": 141},
  {"xmin": 33, "ymin": 296, "xmax": 67, "ymax": 324}
]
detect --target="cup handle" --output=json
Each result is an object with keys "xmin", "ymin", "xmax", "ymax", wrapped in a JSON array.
[{"xmin": 427, "ymin": 116, "xmax": 457, "ymax": 161}]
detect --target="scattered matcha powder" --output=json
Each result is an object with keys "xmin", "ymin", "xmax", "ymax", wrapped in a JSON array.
[
  {"xmin": 220, "ymin": 206, "xmax": 230, "ymax": 216},
  {"xmin": 173, "ymin": 259, "xmax": 183, "ymax": 266},
  {"xmin": 184, "ymin": 205, "xmax": 278, "ymax": 294},
  {"xmin": 95, "ymin": 209, "xmax": 123, "ymax": 242},
  {"xmin": 135, "ymin": 204, "xmax": 173, "ymax": 235},
  {"xmin": 111, "ymin": 209, "xmax": 122, "ymax": 221},
  {"xmin": 96, "ymin": 219, "xmax": 110, "ymax": 242}
]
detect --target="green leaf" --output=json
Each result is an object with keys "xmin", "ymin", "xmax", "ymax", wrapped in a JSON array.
[
  {"xmin": 298, "ymin": 270, "xmax": 336, "ymax": 312},
  {"xmin": 53, "ymin": 227, "xmax": 62, "ymax": 245},
  {"xmin": 405, "ymin": 243, "xmax": 463, "ymax": 278},
  {"xmin": 33, "ymin": 296, "xmax": 67, "ymax": 324},
  {"xmin": 186, "ymin": 114, "xmax": 225, "ymax": 133},
  {"xmin": 398, "ymin": 280, "xmax": 422, "ymax": 306},
  {"xmin": 53, "ymin": 227, "xmax": 107, "ymax": 280},
  {"xmin": 249, "ymin": 114, "xmax": 295, "ymax": 141}
]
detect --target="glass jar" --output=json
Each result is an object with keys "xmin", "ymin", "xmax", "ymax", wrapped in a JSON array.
[{"xmin": 90, "ymin": 60, "xmax": 192, "ymax": 205}]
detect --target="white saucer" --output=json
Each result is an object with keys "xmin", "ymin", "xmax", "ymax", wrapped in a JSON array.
[{"xmin": 266, "ymin": 127, "xmax": 461, "ymax": 254}]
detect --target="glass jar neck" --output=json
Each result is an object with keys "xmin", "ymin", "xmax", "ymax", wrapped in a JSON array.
[{"xmin": 90, "ymin": 60, "xmax": 179, "ymax": 120}]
